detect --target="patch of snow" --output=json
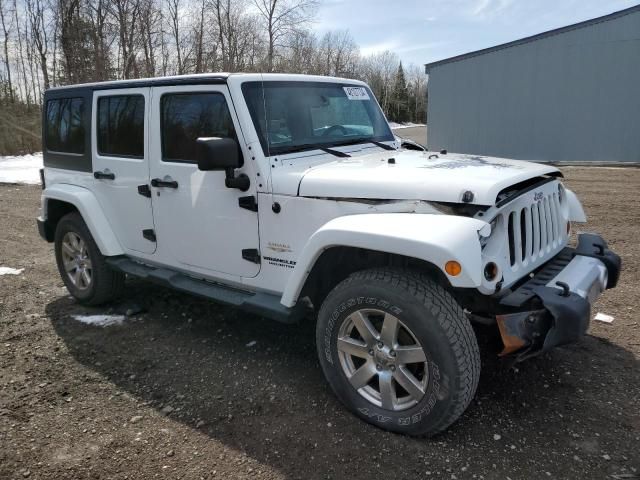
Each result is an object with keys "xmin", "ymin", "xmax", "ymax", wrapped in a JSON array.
[
  {"xmin": 71, "ymin": 314, "xmax": 126, "ymax": 327},
  {"xmin": 594, "ymin": 312, "xmax": 614, "ymax": 324},
  {"xmin": 389, "ymin": 122, "xmax": 426, "ymax": 130},
  {"xmin": 0, "ymin": 267, "xmax": 24, "ymax": 275},
  {"xmin": 0, "ymin": 153, "xmax": 43, "ymax": 184}
]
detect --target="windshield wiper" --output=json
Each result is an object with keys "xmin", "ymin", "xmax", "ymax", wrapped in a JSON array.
[
  {"xmin": 272, "ymin": 137, "xmax": 395, "ymax": 157},
  {"xmin": 332, "ymin": 137, "xmax": 396, "ymax": 151},
  {"xmin": 275, "ymin": 144, "xmax": 350, "ymax": 158}
]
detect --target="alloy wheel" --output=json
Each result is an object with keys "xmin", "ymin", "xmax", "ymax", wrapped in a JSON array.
[
  {"xmin": 337, "ymin": 308, "xmax": 429, "ymax": 411},
  {"xmin": 61, "ymin": 231, "xmax": 93, "ymax": 290}
]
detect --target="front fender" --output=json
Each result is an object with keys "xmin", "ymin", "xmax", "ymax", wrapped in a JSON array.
[
  {"xmin": 43, "ymin": 184, "xmax": 123, "ymax": 256},
  {"xmin": 565, "ymin": 189, "xmax": 587, "ymax": 223},
  {"xmin": 280, "ymin": 213, "xmax": 488, "ymax": 307}
]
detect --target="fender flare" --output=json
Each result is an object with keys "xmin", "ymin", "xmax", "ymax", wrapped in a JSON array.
[
  {"xmin": 42, "ymin": 184, "xmax": 124, "ymax": 256},
  {"xmin": 565, "ymin": 188, "xmax": 587, "ymax": 223},
  {"xmin": 280, "ymin": 213, "xmax": 489, "ymax": 307}
]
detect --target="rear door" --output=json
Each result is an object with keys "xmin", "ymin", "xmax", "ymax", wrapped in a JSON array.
[
  {"xmin": 92, "ymin": 88, "xmax": 156, "ymax": 254},
  {"xmin": 148, "ymin": 85, "xmax": 260, "ymax": 278}
]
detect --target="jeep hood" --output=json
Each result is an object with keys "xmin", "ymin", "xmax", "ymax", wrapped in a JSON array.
[{"xmin": 281, "ymin": 150, "xmax": 561, "ymax": 206}]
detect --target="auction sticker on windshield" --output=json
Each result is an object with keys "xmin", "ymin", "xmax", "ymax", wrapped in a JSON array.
[{"xmin": 343, "ymin": 86, "xmax": 370, "ymax": 100}]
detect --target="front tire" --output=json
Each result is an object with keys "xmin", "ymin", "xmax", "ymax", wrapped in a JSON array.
[
  {"xmin": 316, "ymin": 268, "xmax": 480, "ymax": 436},
  {"xmin": 54, "ymin": 212, "xmax": 125, "ymax": 305}
]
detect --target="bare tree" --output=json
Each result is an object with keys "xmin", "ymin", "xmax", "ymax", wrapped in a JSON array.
[
  {"xmin": 25, "ymin": 13, "xmax": 42, "ymax": 99},
  {"xmin": 108, "ymin": 0, "xmax": 142, "ymax": 79},
  {"xmin": 166, "ymin": 0, "xmax": 183, "ymax": 74},
  {"xmin": 252, "ymin": 0, "xmax": 316, "ymax": 72},
  {"xmin": 278, "ymin": 29, "xmax": 315, "ymax": 73},
  {"xmin": 138, "ymin": 0, "xmax": 162, "ymax": 76},
  {"xmin": 85, "ymin": 0, "xmax": 113, "ymax": 80},
  {"xmin": 26, "ymin": 0, "xmax": 50, "ymax": 89},
  {"xmin": 0, "ymin": 0, "xmax": 429, "ymax": 124},
  {"xmin": 212, "ymin": 0, "xmax": 259, "ymax": 72},
  {"xmin": 49, "ymin": 0, "xmax": 58, "ymax": 85},
  {"xmin": 192, "ymin": 0, "xmax": 205, "ymax": 72},
  {"xmin": 359, "ymin": 50, "xmax": 399, "ymax": 115},
  {"xmin": 0, "ymin": 0, "xmax": 14, "ymax": 100},
  {"xmin": 58, "ymin": 0, "xmax": 89, "ymax": 83},
  {"xmin": 13, "ymin": 0, "xmax": 34, "ymax": 104},
  {"xmin": 318, "ymin": 29, "xmax": 358, "ymax": 76},
  {"xmin": 213, "ymin": 0, "xmax": 230, "ymax": 70}
]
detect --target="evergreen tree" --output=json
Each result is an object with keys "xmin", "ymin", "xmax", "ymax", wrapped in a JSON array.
[{"xmin": 391, "ymin": 61, "xmax": 410, "ymax": 123}]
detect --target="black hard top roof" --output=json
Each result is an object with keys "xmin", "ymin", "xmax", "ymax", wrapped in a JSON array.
[{"xmin": 45, "ymin": 73, "xmax": 230, "ymax": 96}]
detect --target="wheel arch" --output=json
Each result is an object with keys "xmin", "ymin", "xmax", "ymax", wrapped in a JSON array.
[
  {"xmin": 42, "ymin": 184, "xmax": 123, "ymax": 256},
  {"xmin": 297, "ymin": 246, "xmax": 451, "ymax": 311},
  {"xmin": 280, "ymin": 213, "xmax": 488, "ymax": 308}
]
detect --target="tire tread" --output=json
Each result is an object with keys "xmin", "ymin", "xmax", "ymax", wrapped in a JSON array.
[
  {"xmin": 55, "ymin": 213, "xmax": 125, "ymax": 305},
  {"xmin": 324, "ymin": 267, "xmax": 480, "ymax": 435}
]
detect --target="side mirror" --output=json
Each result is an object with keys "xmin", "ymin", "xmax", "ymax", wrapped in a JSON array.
[
  {"xmin": 196, "ymin": 137, "xmax": 250, "ymax": 191},
  {"xmin": 196, "ymin": 137, "xmax": 242, "ymax": 171}
]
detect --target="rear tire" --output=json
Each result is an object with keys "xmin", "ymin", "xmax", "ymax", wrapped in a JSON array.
[
  {"xmin": 316, "ymin": 268, "xmax": 480, "ymax": 436},
  {"xmin": 54, "ymin": 212, "xmax": 125, "ymax": 305}
]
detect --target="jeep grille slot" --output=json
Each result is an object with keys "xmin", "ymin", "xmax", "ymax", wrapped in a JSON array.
[{"xmin": 505, "ymin": 190, "xmax": 564, "ymax": 269}]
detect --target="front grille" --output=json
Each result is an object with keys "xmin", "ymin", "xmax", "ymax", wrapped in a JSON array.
[{"xmin": 505, "ymin": 190, "xmax": 564, "ymax": 268}]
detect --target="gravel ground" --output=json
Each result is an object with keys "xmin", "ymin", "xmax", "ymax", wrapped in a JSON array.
[{"xmin": 0, "ymin": 167, "xmax": 638, "ymax": 480}]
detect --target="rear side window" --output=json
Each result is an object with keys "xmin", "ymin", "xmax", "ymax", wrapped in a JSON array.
[
  {"xmin": 161, "ymin": 93, "xmax": 236, "ymax": 163},
  {"xmin": 45, "ymin": 98, "xmax": 85, "ymax": 154},
  {"xmin": 97, "ymin": 95, "xmax": 145, "ymax": 158}
]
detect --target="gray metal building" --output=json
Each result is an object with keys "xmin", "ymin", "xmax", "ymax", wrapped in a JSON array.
[{"xmin": 424, "ymin": 5, "xmax": 640, "ymax": 163}]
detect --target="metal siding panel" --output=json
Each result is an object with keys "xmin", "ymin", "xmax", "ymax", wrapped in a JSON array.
[{"xmin": 426, "ymin": 9, "xmax": 640, "ymax": 162}]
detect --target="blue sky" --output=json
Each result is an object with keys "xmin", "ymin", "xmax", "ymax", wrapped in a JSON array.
[{"xmin": 314, "ymin": 0, "xmax": 640, "ymax": 66}]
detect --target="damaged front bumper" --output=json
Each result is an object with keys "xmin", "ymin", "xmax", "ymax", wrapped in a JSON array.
[{"xmin": 496, "ymin": 233, "xmax": 621, "ymax": 361}]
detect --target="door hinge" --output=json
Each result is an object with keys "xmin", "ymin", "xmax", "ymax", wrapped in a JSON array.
[
  {"xmin": 242, "ymin": 248, "xmax": 260, "ymax": 264},
  {"xmin": 238, "ymin": 195, "xmax": 258, "ymax": 212},
  {"xmin": 142, "ymin": 229, "xmax": 156, "ymax": 242},
  {"xmin": 138, "ymin": 184, "xmax": 152, "ymax": 198}
]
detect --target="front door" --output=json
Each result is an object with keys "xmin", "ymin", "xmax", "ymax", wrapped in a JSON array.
[
  {"xmin": 92, "ymin": 88, "xmax": 156, "ymax": 254},
  {"xmin": 148, "ymin": 85, "xmax": 260, "ymax": 278}
]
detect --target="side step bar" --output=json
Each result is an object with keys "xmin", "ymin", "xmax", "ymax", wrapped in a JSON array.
[{"xmin": 105, "ymin": 257, "xmax": 305, "ymax": 324}]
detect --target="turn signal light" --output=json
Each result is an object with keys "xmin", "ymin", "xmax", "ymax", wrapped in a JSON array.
[{"xmin": 445, "ymin": 261, "xmax": 462, "ymax": 276}]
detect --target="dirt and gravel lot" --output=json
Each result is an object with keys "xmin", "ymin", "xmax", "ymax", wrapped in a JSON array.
[{"xmin": 1, "ymin": 167, "xmax": 638, "ymax": 480}]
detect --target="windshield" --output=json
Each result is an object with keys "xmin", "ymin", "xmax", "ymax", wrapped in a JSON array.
[{"xmin": 241, "ymin": 81, "xmax": 394, "ymax": 156}]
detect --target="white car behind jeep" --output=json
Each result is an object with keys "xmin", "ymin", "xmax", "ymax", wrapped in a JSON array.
[{"xmin": 37, "ymin": 73, "xmax": 621, "ymax": 436}]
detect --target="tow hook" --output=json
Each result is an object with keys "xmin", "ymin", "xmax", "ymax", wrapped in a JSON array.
[{"xmin": 555, "ymin": 281, "xmax": 571, "ymax": 297}]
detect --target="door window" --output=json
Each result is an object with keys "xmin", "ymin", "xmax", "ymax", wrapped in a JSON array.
[
  {"xmin": 97, "ymin": 95, "xmax": 145, "ymax": 158},
  {"xmin": 160, "ymin": 93, "xmax": 236, "ymax": 163}
]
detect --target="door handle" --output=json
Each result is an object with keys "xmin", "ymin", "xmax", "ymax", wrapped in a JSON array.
[
  {"xmin": 94, "ymin": 170, "xmax": 115, "ymax": 180},
  {"xmin": 151, "ymin": 177, "xmax": 179, "ymax": 189}
]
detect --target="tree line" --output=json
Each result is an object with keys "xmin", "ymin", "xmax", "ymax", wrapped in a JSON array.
[{"xmin": 0, "ymin": 0, "xmax": 427, "ymax": 155}]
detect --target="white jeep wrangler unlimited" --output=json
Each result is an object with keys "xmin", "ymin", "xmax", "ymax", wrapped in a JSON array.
[{"xmin": 37, "ymin": 73, "xmax": 621, "ymax": 436}]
